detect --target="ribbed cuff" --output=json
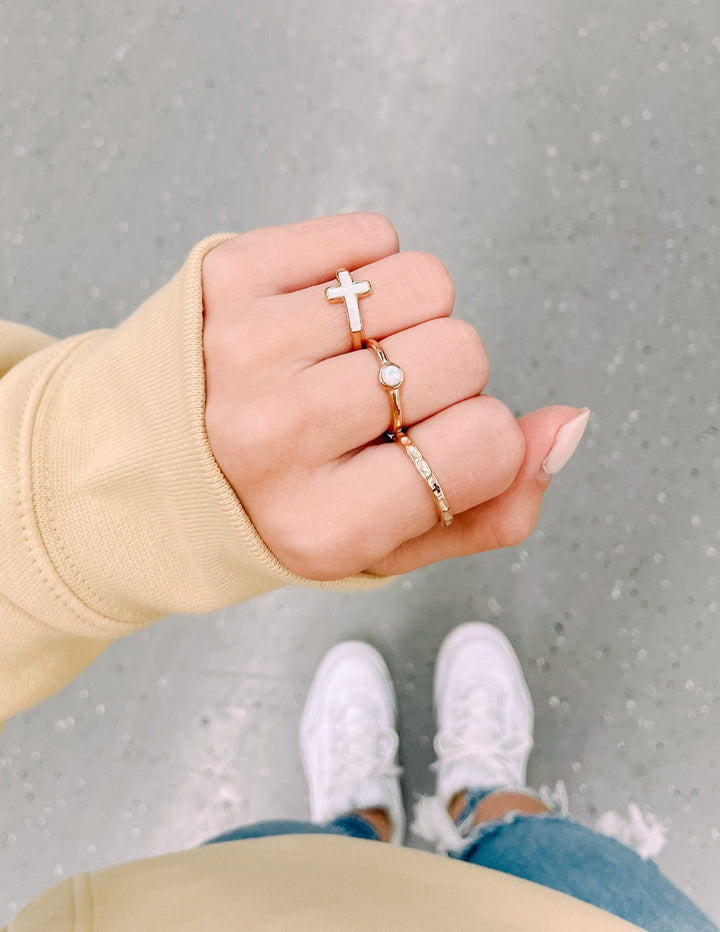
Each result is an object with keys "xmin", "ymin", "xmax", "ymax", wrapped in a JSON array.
[{"xmin": 19, "ymin": 234, "xmax": 389, "ymax": 636}]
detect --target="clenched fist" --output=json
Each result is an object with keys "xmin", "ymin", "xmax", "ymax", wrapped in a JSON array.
[{"xmin": 201, "ymin": 213, "xmax": 589, "ymax": 580}]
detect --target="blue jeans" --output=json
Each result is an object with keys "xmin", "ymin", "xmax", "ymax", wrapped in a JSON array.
[{"xmin": 204, "ymin": 788, "xmax": 717, "ymax": 932}]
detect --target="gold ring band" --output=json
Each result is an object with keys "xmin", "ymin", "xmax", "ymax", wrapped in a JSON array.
[
  {"xmin": 365, "ymin": 338, "xmax": 404, "ymax": 435},
  {"xmin": 391, "ymin": 429, "xmax": 454, "ymax": 527},
  {"xmin": 325, "ymin": 269, "xmax": 372, "ymax": 351}
]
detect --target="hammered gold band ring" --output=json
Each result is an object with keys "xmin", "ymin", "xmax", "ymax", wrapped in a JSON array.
[
  {"xmin": 365, "ymin": 338, "xmax": 404, "ymax": 435},
  {"xmin": 391, "ymin": 429, "xmax": 454, "ymax": 527}
]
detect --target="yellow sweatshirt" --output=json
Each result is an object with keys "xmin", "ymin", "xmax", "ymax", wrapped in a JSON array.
[{"xmin": 0, "ymin": 235, "xmax": 641, "ymax": 930}]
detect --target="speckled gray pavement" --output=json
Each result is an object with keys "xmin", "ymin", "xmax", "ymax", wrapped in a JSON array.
[{"xmin": 1, "ymin": 0, "xmax": 719, "ymax": 925}]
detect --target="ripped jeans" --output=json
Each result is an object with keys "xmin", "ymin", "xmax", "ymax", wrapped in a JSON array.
[{"xmin": 204, "ymin": 786, "xmax": 717, "ymax": 932}]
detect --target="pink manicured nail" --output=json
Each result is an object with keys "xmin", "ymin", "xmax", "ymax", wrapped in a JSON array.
[{"xmin": 542, "ymin": 408, "xmax": 591, "ymax": 475}]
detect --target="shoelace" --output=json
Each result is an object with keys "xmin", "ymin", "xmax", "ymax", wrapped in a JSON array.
[
  {"xmin": 431, "ymin": 681, "xmax": 531, "ymax": 785},
  {"xmin": 329, "ymin": 700, "xmax": 402, "ymax": 791}
]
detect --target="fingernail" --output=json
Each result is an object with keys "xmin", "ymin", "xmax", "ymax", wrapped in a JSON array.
[{"xmin": 542, "ymin": 407, "xmax": 591, "ymax": 476}]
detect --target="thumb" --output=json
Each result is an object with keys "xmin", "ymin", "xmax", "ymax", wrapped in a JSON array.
[{"xmin": 519, "ymin": 405, "xmax": 591, "ymax": 484}]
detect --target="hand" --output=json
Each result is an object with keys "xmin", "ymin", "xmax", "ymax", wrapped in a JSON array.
[{"xmin": 201, "ymin": 213, "xmax": 588, "ymax": 580}]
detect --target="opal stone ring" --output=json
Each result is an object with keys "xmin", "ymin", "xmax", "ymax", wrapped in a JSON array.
[{"xmin": 365, "ymin": 338, "xmax": 404, "ymax": 436}]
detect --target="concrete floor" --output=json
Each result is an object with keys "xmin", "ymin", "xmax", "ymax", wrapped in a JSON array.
[{"xmin": 1, "ymin": 0, "xmax": 719, "ymax": 924}]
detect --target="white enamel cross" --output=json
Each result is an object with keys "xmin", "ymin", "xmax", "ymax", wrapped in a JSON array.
[{"xmin": 325, "ymin": 269, "xmax": 372, "ymax": 345}]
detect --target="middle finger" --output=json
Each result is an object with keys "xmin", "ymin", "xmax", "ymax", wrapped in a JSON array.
[{"xmin": 269, "ymin": 250, "xmax": 457, "ymax": 364}]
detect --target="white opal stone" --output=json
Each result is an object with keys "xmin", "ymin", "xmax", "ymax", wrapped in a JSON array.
[{"xmin": 380, "ymin": 363, "xmax": 404, "ymax": 388}]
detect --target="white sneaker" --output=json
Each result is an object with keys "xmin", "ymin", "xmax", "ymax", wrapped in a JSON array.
[
  {"xmin": 300, "ymin": 641, "xmax": 405, "ymax": 845},
  {"xmin": 432, "ymin": 622, "xmax": 534, "ymax": 807}
]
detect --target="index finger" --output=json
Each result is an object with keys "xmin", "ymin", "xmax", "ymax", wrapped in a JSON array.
[{"xmin": 206, "ymin": 212, "xmax": 400, "ymax": 297}]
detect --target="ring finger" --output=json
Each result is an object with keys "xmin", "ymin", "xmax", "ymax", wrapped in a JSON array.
[
  {"xmin": 294, "ymin": 317, "xmax": 490, "ymax": 463},
  {"xmin": 265, "ymin": 249, "xmax": 457, "ymax": 366}
]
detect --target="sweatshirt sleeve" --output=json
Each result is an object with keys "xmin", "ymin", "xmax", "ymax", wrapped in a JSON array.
[{"xmin": 0, "ymin": 234, "xmax": 389, "ymax": 728}]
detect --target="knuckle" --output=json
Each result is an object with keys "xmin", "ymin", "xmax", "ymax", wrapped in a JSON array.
[
  {"xmin": 403, "ymin": 251, "xmax": 455, "ymax": 312},
  {"xmin": 268, "ymin": 507, "xmax": 354, "ymax": 581},
  {"xmin": 232, "ymin": 231, "xmax": 278, "ymax": 285},
  {"xmin": 493, "ymin": 521, "xmax": 535, "ymax": 550},
  {"xmin": 489, "ymin": 499, "xmax": 540, "ymax": 547},
  {"xmin": 449, "ymin": 317, "xmax": 486, "ymax": 356},
  {"xmin": 430, "ymin": 317, "xmax": 488, "ymax": 388},
  {"xmin": 213, "ymin": 396, "xmax": 290, "ymax": 477},
  {"xmin": 489, "ymin": 399, "xmax": 526, "ymax": 479},
  {"xmin": 202, "ymin": 237, "xmax": 243, "ymax": 294},
  {"xmin": 464, "ymin": 396, "xmax": 525, "ymax": 495},
  {"xmin": 494, "ymin": 510, "xmax": 537, "ymax": 549},
  {"xmin": 355, "ymin": 212, "xmax": 400, "ymax": 252},
  {"xmin": 205, "ymin": 229, "xmax": 281, "ymax": 293},
  {"xmin": 203, "ymin": 233, "xmax": 272, "ymax": 300},
  {"xmin": 242, "ymin": 400, "xmax": 292, "ymax": 466}
]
